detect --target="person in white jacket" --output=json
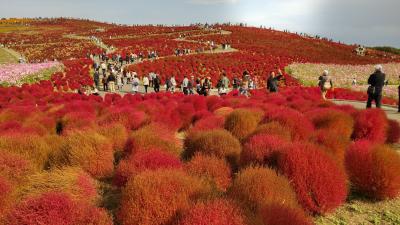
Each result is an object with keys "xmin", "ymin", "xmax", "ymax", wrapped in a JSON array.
[
  {"xmin": 131, "ymin": 75, "xmax": 140, "ymax": 94},
  {"xmin": 143, "ymin": 76, "xmax": 149, "ymax": 93},
  {"xmin": 170, "ymin": 76, "xmax": 177, "ymax": 93}
]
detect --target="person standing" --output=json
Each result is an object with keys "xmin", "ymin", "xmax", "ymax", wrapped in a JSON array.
[
  {"xmin": 170, "ymin": 76, "xmax": 177, "ymax": 93},
  {"xmin": 132, "ymin": 75, "xmax": 140, "ymax": 94},
  {"xmin": 318, "ymin": 70, "xmax": 333, "ymax": 100},
  {"xmin": 182, "ymin": 75, "xmax": 189, "ymax": 95},
  {"xmin": 188, "ymin": 76, "xmax": 195, "ymax": 95},
  {"xmin": 367, "ymin": 65, "xmax": 386, "ymax": 108},
  {"xmin": 143, "ymin": 75, "xmax": 149, "ymax": 94},
  {"xmin": 117, "ymin": 73, "xmax": 123, "ymax": 91},
  {"xmin": 219, "ymin": 73, "xmax": 230, "ymax": 95},
  {"xmin": 101, "ymin": 62, "xmax": 107, "ymax": 75},
  {"xmin": 267, "ymin": 70, "xmax": 284, "ymax": 93},
  {"xmin": 93, "ymin": 70, "xmax": 100, "ymax": 88},
  {"xmin": 153, "ymin": 75, "xmax": 160, "ymax": 93},
  {"xmin": 107, "ymin": 72, "xmax": 116, "ymax": 92}
]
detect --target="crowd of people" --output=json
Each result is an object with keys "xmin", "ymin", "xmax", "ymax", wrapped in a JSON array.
[
  {"xmin": 91, "ymin": 55, "xmax": 286, "ymax": 97},
  {"xmin": 317, "ymin": 64, "xmax": 400, "ymax": 111},
  {"xmin": 90, "ymin": 54, "xmax": 398, "ymax": 112}
]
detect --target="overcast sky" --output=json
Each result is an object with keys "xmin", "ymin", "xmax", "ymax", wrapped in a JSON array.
[{"xmin": 1, "ymin": 0, "xmax": 399, "ymax": 47}]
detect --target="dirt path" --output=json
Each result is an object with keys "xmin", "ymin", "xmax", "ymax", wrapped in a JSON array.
[{"xmin": 333, "ymin": 99, "xmax": 400, "ymax": 122}]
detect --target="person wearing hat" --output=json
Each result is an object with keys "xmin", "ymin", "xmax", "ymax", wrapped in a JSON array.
[
  {"xmin": 367, "ymin": 65, "xmax": 386, "ymax": 108},
  {"xmin": 318, "ymin": 70, "xmax": 333, "ymax": 100}
]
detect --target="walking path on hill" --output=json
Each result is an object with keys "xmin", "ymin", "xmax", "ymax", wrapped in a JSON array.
[{"xmin": 333, "ymin": 99, "xmax": 400, "ymax": 122}]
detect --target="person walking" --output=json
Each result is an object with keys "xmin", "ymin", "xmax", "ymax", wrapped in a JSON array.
[
  {"xmin": 107, "ymin": 72, "xmax": 116, "ymax": 92},
  {"xmin": 218, "ymin": 73, "xmax": 230, "ymax": 95},
  {"xmin": 93, "ymin": 70, "xmax": 100, "ymax": 88},
  {"xmin": 102, "ymin": 75, "xmax": 108, "ymax": 91},
  {"xmin": 101, "ymin": 62, "xmax": 107, "ymax": 75},
  {"xmin": 170, "ymin": 76, "xmax": 177, "ymax": 93},
  {"xmin": 318, "ymin": 70, "xmax": 333, "ymax": 100},
  {"xmin": 117, "ymin": 73, "xmax": 123, "ymax": 91},
  {"xmin": 267, "ymin": 70, "xmax": 284, "ymax": 93},
  {"xmin": 182, "ymin": 75, "xmax": 189, "ymax": 95},
  {"xmin": 132, "ymin": 75, "xmax": 140, "ymax": 94},
  {"xmin": 188, "ymin": 76, "xmax": 195, "ymax": 95},
  {"xmin": 143, "ymin": 75, "xmax": 149, "ymax": 94},
  {"xmin": 367, "ymin": 65, "xmax": 386, "ymax": 108},
  {"xmin": 153, "ymin": 75, "xmax": 160, "ymax": 93}
]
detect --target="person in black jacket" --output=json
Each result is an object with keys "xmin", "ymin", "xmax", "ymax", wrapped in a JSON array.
[
  {"xmin": 367, "ymin": 65, "xmax": 386, "ymax": 108},
  {"xmin": 267, "ymin": 70, "xmax": 284, "ymax": 93},
  {"xmin": 153, "ymin": 75, "xmax": 160, "ymax": 93}
]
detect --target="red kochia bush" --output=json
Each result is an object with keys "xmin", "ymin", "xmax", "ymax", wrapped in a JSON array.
[
  {"xmin": 264, "ymin": 107, "xmax": 314, "ymax": 141},
  {"xmin": 191, "ymin": 115, "xmax": 225, "ymax": 132},
  {"xmin": 185, "ymin": 154, "xmax": 232, "ymax": 192},
  {"xmin": 224, "ymin": 109, "xmax": 263, "ymax": 141},
  {"xmin": 386, "ymin": 119, "xmax": 400, "ymax": 144},
  {"xmin": 261, "ymin": 203, "xmax": 315, "ymax": 225},
  {"xmin": 241, "ymin": 134, "xmax": 289, "ymax": 167},
  {"xmin": 177, "ymin": 199, "xmax": 245, "ymax": 225},
  {"xmin": 352, "ymin": 109, "xmax": 388, "ymax": 144},
  {"xmin": 114, "ymin": 149, "xmax": 183, "ymax": 187},
  {"xmin": 183, "ymin": 129, "xmax": 242, "ymax": 168},
  {"xmin": 0, "ymin": 176, "xmax": 12, "ymax": 218},
  {"xmin": 230, "ymin": 166, "xmax": 299, "ymax": 211},
  {"xmin": 307, "ymin": 108, "xmax": 354, "ymax": 139},
  {"xmin": 118, "ymin": 170, "xmax": 211, "ymax": 225},
  {"xmin": 6, "ymin": 192, "xmax": 112, "ymax": 225},
  {"xmin": 346, "ymin": 141, "xmax": 400, "ymax": 200},
  {"xmin": 278, "ymin": 143, "xmax": 348, "ymax": 215}
]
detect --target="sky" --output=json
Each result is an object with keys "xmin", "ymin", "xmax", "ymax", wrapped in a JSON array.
[{"xmin": 1, "ymin": 0, "xmax": 399, "ymax": 47}]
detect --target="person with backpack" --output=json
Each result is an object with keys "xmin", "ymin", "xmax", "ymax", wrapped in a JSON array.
[
  {"xmin": 367, "ymin": 65, "xmax": 386, "ymax": 108},
  {"xmin": 318, "ymin": 70, "xmax": 333, "ymax": 100},
  {"xmin": 131, "ymin": 75, "xmax": 140, "ymax": 94}
]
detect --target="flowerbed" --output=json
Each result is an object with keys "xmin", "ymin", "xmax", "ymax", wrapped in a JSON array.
[
  {"xmin": 0, "ymin": 83, "xmax": 399, "ymax": 224},
  {"xmin": 0, "ymin": 62, "xmax": 62, "ymax": 85}
]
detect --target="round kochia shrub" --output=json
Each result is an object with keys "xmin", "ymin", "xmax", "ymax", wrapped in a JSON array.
[
  {"xmin": 352, "ymin": 109, "xmax": 388, "ymax": 144},
  {"xmin": 346, "ymin": 141, "xmax": 400, "ymax": 200},
  {"xmin": 241, "ymin": 134, "xmax": 289, "ymax": 167},
  {"xmin": 277, "ymin": 143, "xmax": 348, "ymax": 215},
  {"xmin": 118, "ymin": 170, "xmax": 211, "ymax": 225},
  {"xmin": 185, "ymin": 154, "xmax": 232, "ymax": 192},
  {"xmin": 114, "ymin": 149, "xmax": 183, "ymax": 187},
  {"xmin": 98, "ymin": 123, "xmax": 129, "ymax": 152},
  {"xmin": 177, "ymin": 199, "xmax": 245, "ymax": 225},
  {"xmin": 0, "ymin": 134, "xmax": 51, "ymax": 170},
  {"xmin": 261, "ymin": 203, "xmax": 315, "ymax": 225},
  {"xmin": 183, "ymin": 129, "xmax": 241, "ymax": 168},
  {"xmin": 230, "ymin": 166, "xmax": 299, "ymax": 211},
  {"xmin": 264, "ymin": 107, "xmax": 314, "ymax": 141},
  {"xmin": 386, "ymin": 119, "xmax": 400, "ymax": 144},
  {"xmin": 16, "ymin": 167, "xmax": 99, "ymax": 204},
  {"xmin": 250, "ymin": 121, "xmax": 292, "ymax": 141},
  {"xmin": 0, "ymin": 150, "xmax": 35, "ymax": 186},
  {"xmin": 0, "ymin": 176, "xmax": 12, "ymax": 218},
  {"xmin": 5, "ymin": 192, "xmax": 112, "ymax": 225},
  {"xmin": 307, "ymin": 108, "xmax": 354, "ymax": 139},
  {"xmin": 49, "ymin": 131, "xmax": 114, "ymax": 179},
  {"xmin": 224, "ymin": 109, "xmax": 263, "ymax": 140},
  {"xmin": 124, "ymin": 123, "xmax": 182, "ymax": 157}
]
